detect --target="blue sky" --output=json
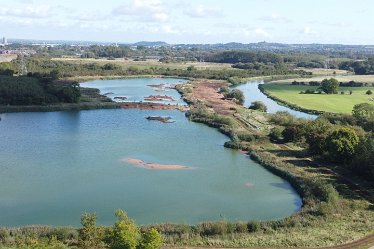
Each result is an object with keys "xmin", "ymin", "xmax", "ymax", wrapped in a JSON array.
[{"xmin": 0, "ymin": 0, "xmax": 373, "ymax": 44}]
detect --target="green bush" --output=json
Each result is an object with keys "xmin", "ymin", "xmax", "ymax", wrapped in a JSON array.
[
  {"xmin": 325, "ymin": 127, "xmax": 359, "ymax": 162},
  {"xmin": 269, "ymin": 127, "xmax": 283, "ymax": 141},
  {"xmin": 269, "ymin": 111, "xmax": 298, "ymax": 126},
  {"xmin": 225, "ymin": 89, "xmax": 245, "ymax": 105},
  {"xmin": 139, "ymin": 228, "xmax": 163, "ymax": 249},
  {"xmin": 108, "ymin": 209, "xmax": 140, "ymax": 249},
  {"xmin": 247, "ymin": 221, "xmax": 260, "ymax": 233},
  {"xmin": 249, "ymin": 101, "xmax": 267, "ymax": 112}
]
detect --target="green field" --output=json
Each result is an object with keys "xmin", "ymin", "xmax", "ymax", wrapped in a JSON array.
[{"xmin": 262, "ymin": 83, "xmax": 374, "ymax": 113}]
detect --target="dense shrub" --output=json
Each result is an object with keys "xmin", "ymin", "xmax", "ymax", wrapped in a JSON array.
[
  {"xmin": 302, "ymin": 118, "xmax": 333, "ymax": 154},
  {"xmin": 269, "ymin": 111, "xmax": 298, "ymax": 126},
  {"xmin": 269, "ymin": 127, "xmax": 284, "ymax": 142},
  {"xmin": 225, "ymin": 89, "xmax": 245, "ymax": 105},
  {"xmin": 325, "ymin": 128, "xmax": 359, "ymax": 162},
  {"xmin": 249, "ymin": 101, "xmax": 267, "ymax": 112},
  {"xmin": 108, "ymin": 210, "xmax": 140, "ymax": 249},
  {"xmin": 139, "ymin": 228, "xmax": 163, "ymax": 249}
]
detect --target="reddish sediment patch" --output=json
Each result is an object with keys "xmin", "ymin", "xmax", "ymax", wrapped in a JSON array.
[
  {"xmin": 147, "ymin": 84, "xmax": 166, "ymax": 88},
  {"xmin": 144, "ymin": 95, "xmax": 175, "ymax": 101},
  {"xmin": 120, "ymin": 102, "xmax": 188, "ymax": 111},
  {"xmin": 123, "ymin": 158, "xmax": 192, "ymax": 170}
]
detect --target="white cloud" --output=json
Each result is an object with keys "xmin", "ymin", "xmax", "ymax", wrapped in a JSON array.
[
  {"xmin": 0, "ymin": 5, "xmax": 51, "ymax": 19},
  {"xmin": 303, "ymin": 26, "xmax": 317, "ymax": 35},
  {"xmin": 184, "ymin": 5, "xmax": 222, "ymax": 18},
  {"xmin": 254, "ymin": 28, "xmax": 271, "ymax": 38},
  {"xmin": 260, "ymin": 14, "xmax": 292, "ymax": 23},
  {"xmin": 242, "ymin": 28, "xmax": 271, "ymax": 39},
  {"xmin": 113, "ymin": 0, "xmax": 170, "ymax": 23}
]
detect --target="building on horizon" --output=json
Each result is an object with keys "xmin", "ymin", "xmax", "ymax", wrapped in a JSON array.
[{"xmin": 2, "ymin": 37, "xmax": 7, "ymax": 45}]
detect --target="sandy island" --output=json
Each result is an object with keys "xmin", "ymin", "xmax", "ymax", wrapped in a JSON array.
[{"xmin": 123, "ymin": 158, "xmax": 192, "ymax": 170}]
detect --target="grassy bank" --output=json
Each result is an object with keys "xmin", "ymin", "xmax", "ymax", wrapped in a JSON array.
[{"xmin": 261, "ymin": 83, "xmax": 374, "ymax": 114}]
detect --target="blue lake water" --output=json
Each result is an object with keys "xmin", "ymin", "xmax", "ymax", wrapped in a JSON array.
[{"xmin": 0, "ymin": 78, "xmax": 302, "ymax": 227}]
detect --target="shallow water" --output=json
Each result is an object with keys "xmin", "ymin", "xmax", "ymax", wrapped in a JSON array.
[
  {"xmin": 0, "ymin": 78, "xmax": 301, "ymax": 227},
  {"xmin": 235, "ymin": 80, "xmax": 317, "ymax": 119},
  {"xmin": 83, "ymin": 78, "xmax": 187, "ymax": 105}
]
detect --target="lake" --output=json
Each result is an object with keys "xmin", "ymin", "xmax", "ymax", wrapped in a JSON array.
[{"xmin": 0, "ymin": 78, "xmax": 301, "ymax": 227}]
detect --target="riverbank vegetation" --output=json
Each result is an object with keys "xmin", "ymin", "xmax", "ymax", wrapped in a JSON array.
[
  {"xmin": 0, "ymin": 73, "xmax": 81, "ymax": 105},
  {"xmin": 0, "ymin": 210, "xmax": 163, "ymax": 249}
]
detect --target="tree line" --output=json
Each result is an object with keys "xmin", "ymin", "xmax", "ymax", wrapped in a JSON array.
[
  {"xmin": 268, "ymin": 103, "xmax": 374, "ymax": 181},
  {"xmin": 0, "ymin": 72, "xmax": 81, "ymax": 105}
]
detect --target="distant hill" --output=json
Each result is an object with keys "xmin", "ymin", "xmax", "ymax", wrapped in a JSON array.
[
  {"xmin": 4, "ymin": 38, "xmax": 374, "ymax": 54},
  {"xmin": 133, "ymin": 41, "xmax": 169, "ymax": 47}
]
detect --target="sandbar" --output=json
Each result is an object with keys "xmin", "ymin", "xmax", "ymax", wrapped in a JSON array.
[{"xmin": 123, "ymin": 158, "xmax": 191, "ymax": 170}]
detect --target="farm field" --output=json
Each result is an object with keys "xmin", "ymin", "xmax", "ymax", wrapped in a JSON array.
[
  {"xmin": 273, "ymin": 74, "xmax": 374, "ymax": 84},
  {"xmin": 296, "ymin": 67, "xmax": 351, "ymax": 76},
  {"xmin": 52, "ymin": 57, "xmax": 234, "ymax": 71},
  {"xmin": 262, "ymin": 83, "xmax": 374, "ymax": 113}
]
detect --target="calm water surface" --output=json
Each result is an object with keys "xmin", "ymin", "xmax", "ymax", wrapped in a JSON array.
[
  {"xmin": 83, "ymin": 78, "xmax": 187, "ymax": 105},
  {"xmin": 235, "ymin": 80, "xmax": 317, "ymax": 119},
  {"xmin": 0, "ymin": 78, "xmax": 301, "ymax": 227}
]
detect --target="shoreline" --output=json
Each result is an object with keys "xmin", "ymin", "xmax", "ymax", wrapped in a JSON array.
[{"xmin": 0, "ymin": 101, "xmax": 120, "ymax": 113}]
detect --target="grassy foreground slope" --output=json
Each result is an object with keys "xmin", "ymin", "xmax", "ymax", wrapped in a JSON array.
[{"xmin": 261, "ymin": 83, "xmax": 374, "ymax": 113}]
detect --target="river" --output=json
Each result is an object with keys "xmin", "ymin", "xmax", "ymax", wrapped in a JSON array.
[{"xmin": 234, "ymin": 80, "xmax": 317, "ymax": 119}]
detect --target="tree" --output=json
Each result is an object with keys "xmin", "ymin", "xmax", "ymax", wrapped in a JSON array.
[
  {"xmin": 109, "ymin": 209, "xmax": 140, "ymax": 249},
  {"xmin": 187, "ymin": 65, "xmax": 195, "ymax": 71},
  {"xmin": 282, "ymin": 125, "xmax": 302, "ymax": 142},
  {"xmin": 0, "ymin": 69, "xmax": 14, "ymax": 76},
  {"xmin": 225, "ymin": 89, "xmax": 245, "ymax": 105},
  {"xmin": 60, "ymin": 82, "xmax": 81, "ymax": 103},
  {"xmin": 303, "ymin": 118, "xmax": 333, "ymax": 154},
  {"xmin": 325, "ymin": 128, "xmax": 359, "ymax": 162},
  {"xmin": 350, "ymin": 137, "xmax": 374, "ymax": 179},
  {"xmin": 320, "ymin": 78, "xmax": 339, "ymax": 94},
  {"xmin": 249, "ymin": 101, "xmax": 267, "ymax": 112},
  {"xmin": 352, "ymin": 103, "xmax": 374, "ymax": 121},
  {"xmin": 139, "ymin": 228, "xmax": 163, "ymax": 249},
  {"xmin": 78, "ymin": 213, "xmax": 102, "ymax": 249},
  {"xmin": 49, "ymin": 69, "xmax": 61, "ymax": 80}
]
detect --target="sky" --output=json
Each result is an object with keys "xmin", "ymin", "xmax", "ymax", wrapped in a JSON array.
[{"xmin": 0, "ymin": 0, "xmax": 373, "ymax": 44}]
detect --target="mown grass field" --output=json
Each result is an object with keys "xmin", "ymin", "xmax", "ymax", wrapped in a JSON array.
[
  {"xmin": 273, "ymin": 74, "xmax": 374, "ymax": 84},
  {"xmin": 262, "ymin": 83, "xmax": 374, "ymax": 113}
]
